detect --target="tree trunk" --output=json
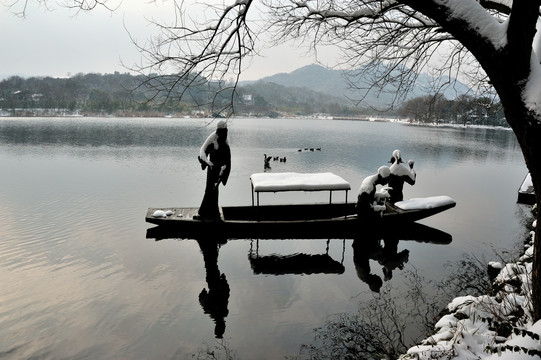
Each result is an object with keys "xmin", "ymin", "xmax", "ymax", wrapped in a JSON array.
[
  {"xmin": 517, "ymin": 118, "xmax": 541, "ymax": 322},
  {"xmin": 468, "ymin": 1, "xmax": 541, "ymax": 318},
  {"xmin": 499, "ymin": 96, "xmax": 541, "ymax": 322},
  {"xmin": 532, "ymin": 169, "xmax": 541, "ymax": 322}
]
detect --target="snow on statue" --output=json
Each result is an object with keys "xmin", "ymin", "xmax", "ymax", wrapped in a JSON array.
[
  {"xmin": 388, "ymin": 149, "xmax": 416, "ymax": 203},
  {"xmin": 356, "ymin": 166, "xmax": 391, "ymax": 221}
]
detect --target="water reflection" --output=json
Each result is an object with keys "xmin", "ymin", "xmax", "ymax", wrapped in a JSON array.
[
  {"xmin": 147, "ymin": 223, "xmax": 451, "ymax": 339},
  {"xmin": 249, "ymin": 239, "xmax": 346, "ymax": 275},
  {"xmin": 351, "ymin": 224, "xmax": 451, "ymax": 292},
  {"xmin": 353, "ymin": 236, "xmax": 387, "ymax": 292},
  {"xmin": 152, "ymin": 232, "xmax": 231, "ymax": 339},
  {"xmin": 0, "ymin": 117, "xmax": 526, "ymax": 359},
  {"xmin": 398, "ymin": 125, "xmax": 520, "ymax": 169},
  {"xmin": 195, "ymin": 235, "xmax": 231, "ymax": 339},
  {"xmin": 0, "ymin": 118, "xmax": 208, "ymax": 147}
]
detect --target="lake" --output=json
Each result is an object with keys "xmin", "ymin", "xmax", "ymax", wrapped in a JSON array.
[{"xmin": 0, "ymin": 117, "xmax": 530, "ymax": 359}]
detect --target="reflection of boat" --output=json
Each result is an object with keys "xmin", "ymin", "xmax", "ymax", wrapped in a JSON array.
[
  {"xmin": 387, "ymin": 221, "xmax": 452, "ymax": 245},
  {"xmin": 146, "ymin": 196, "xmax": 455, "ymax": 234},
  {"xmin": 243, "ymin": 222, "xmax": 451, "ymax": 282},
  {"xmin": 148, "ymin": 223, "xmax": 452, "ymax": 294},
  {"xmin": 147, "ymin": 218, "xmax": 453, "ymax": 245},
  {"xmin": 249, "ymin": 252, "xmax": 345, "ymax": 275},
  {"xmin": 518, "ymin": 173, "xmax": 535, "ymax": 204}
]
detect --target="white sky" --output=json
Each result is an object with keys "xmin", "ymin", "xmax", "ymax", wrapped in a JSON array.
[{"xmin": 0, "ymin": 1, "xmax": 329, "ymax": 81}]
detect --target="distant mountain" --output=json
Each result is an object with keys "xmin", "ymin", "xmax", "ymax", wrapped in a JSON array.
[
  {"xmin": 260, "ymin": 64, "xmax": 344, "ymax": 96},
  {"xmin": 0, "ymin": 74, "xmax": 17, "ymax": 81},
  {"xmin": 253, "ymin": 64, "xmax": 470, "ymax": 108},
  {"xmin": 239, "ymin": 80, "xmax": 349, "ymax": 106}
]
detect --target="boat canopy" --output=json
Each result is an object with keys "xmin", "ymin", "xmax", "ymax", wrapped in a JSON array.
[{"xmin": 250, "ymin": 172, "xmax": 351, "ymax": 205}]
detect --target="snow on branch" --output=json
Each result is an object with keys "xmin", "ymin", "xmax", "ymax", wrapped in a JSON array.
[
  {"xmin": 435, "ymin": 0, "xmax": 508, "ymax": 49},
  {"xmin": 523, "ymin": 53, "xmax": 541, "ymax": 118},
  {"xmin": 289, "ymin": 0, "xmax": 400, "ymax": 22}
]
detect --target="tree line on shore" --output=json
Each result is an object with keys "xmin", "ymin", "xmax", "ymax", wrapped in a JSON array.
[{"xmin": 0, "ymin": 72, "xmax": 505, "ymax": 126}]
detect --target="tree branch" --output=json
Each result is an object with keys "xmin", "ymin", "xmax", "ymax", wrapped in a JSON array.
[
  {"xmin": 127, "ymin": 0, "xmax": 257, "ymax": 116},
  {"xmin": 1, "ymin": 0, "xmax": 117, "ymax": 17}
]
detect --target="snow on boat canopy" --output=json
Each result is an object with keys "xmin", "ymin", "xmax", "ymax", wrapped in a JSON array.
[
  {"xmin": 250, "ymin": 172, "xmax": 351, "ymax": 205},
  {"xmin": 146, "ymin": 172, "xmax": 456, "ymax": 237}
]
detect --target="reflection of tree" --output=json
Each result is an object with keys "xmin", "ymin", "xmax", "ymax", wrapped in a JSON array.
[
  {"xmin": 439, "ymin": 253, "xmax": 492, "ymax": 299},
  {"xmin": 193, "ymin": 339, "xmax": 238, "ymax": 360},
  {"xmin": 299, "ymin": 312, "xmax": 390, "ymax": 360},
  {"xmin": 295, "ymin": 271, "xmax": 434, "ymax": 360},
  {"xmin": 196, "ymin": 237, "xmax": 230, "ymax": 339},
  {"xmin": 293, "ymin": 250, "xmax": 499, "ymax": 360}
]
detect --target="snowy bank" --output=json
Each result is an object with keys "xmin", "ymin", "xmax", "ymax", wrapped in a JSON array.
[{"xmin": 400, "ymin": 213, "xmax": 540, "ymax": 360}]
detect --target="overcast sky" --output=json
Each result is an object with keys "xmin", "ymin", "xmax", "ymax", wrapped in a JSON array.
[{"xmin": 0, "ymin": 1, "xmax": 330, "ymax": 81}]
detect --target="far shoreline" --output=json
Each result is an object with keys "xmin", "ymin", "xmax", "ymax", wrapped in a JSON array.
[{"xmin": 0, "ymin": 113, "xmax": 513, "ymax": 131}]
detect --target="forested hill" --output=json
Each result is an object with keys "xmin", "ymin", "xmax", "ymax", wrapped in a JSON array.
[
  {"xmin": 0, "ymin": 71, "xmax": 350, "ymax": 116},
  {"xmin": 0, "ymin": 66, "xmax": 497, "ymax": 125},
  {"xmin": 0, "ymin": 73, "xmax": 144, "ymax": 116},
  {"xmin": 0, "ymin": 70, "xmax": 372, "ymax": 117}
]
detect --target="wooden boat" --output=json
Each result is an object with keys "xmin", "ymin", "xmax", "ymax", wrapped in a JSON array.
[
  {"xmin": 145, "ymin": 196, "xmax": 456, "ymax": 238},
  {"xmin": 146, "ymin": 172, "xmax": 456, "ymax": 237}
]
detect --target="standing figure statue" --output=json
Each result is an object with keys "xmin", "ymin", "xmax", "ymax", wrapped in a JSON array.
[
  {"xmin": 195, "ymin": 120, "xmax": 231, "ymax": 221},
  {"xmin": 356, "ymin": 166, "xmax": 391, "ymax": 222},
  {"xmin": 388, "ymin": 149, "xmax": 416, "ymax": 203}
]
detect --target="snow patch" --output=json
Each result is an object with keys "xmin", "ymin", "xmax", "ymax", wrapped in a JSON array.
[
  {"xmin": 152, "ymin": 209, "xmax": 173, "ymax": 218},
  {"xmin": 488, "ymin": 261, "xmax": 503, "ymax": 269},
  {"xmin": 394, "ymin": 195, "xmax": 455, "ymax": 210},
  {"xmin": 359, "ymin": 174, "xmax": 378, "ymax": 195}
]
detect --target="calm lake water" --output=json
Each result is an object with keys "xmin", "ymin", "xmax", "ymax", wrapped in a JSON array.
[{"xmin": 0, "ymin": 117, "xmax": 530, "ymax": 359}]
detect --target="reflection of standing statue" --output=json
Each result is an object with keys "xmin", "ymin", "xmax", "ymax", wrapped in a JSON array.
[
  {"xmin": 352, "ymin": 229, "xmax": 411, "ymax": 292},
  {"xmin": 388, "ymin": 150, "xmax": 416, "ymax": 203},
  {"xmin": 352, "ymin": 233, "xmax": 384, "ymax": 292},
  {"xmin": 195, "ymin": 120, "xmax": 231, "ymax": 221},
  {"xmin": 196, "ymin": 237, "xmax": 230, "ymax": 338},
  {"xmin": 375, "ymin": 237, "xmax": 409, "ymax": 281}
]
